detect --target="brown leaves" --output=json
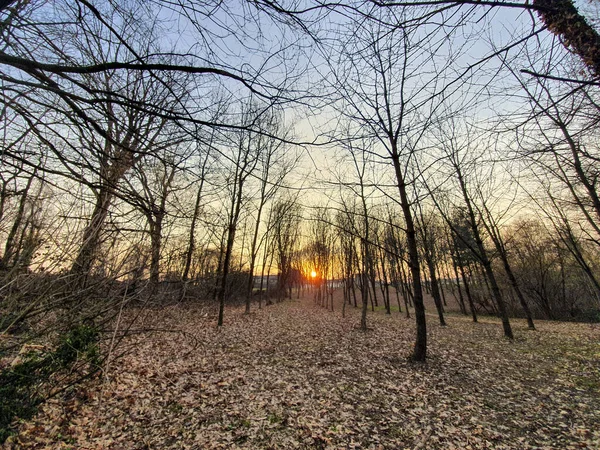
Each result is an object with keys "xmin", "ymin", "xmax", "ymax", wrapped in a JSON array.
[{"xmin": 6, "ymin": 301, "xmax": 600, "ymax": 449}]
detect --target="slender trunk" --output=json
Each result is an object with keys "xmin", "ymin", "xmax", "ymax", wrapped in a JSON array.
[
  {"xmin": 383, "ymin": 282, "xmax": 391, "ymax": 314},
  {"xmin": 265, "ymin": 244, "xmax": 276, "ymax": 305},
  {"xmin": 391, "ymin": 150, "xmax": 426, "ymax": 361},
  {"xmin": 475, "ymin": 263, "xmax": 495, "ymax": 313},
  {"xmin": 369, "ymin": 266, "xmax": 378, "ymax": 308},
  {"xmin": 424, "ymin": 275, "xmax": 431, "ymax": 295},
  {"xmin": 417, "ymin": 211, "xmax": 446, "ymax": 325},
  {"xmin": 218, "ymin": 223, "xmax": 236, "ymax": 326},
  {"xmin": 258, "ymin": 230, "xmax": 271, "ymax": 308},
  {"xmin": 358, "ymin": 175, "xmax": 372, "ymax": 328},
  {"xmin": 480, "ymin": 253, "xmax": 510, "ymax": 334},
  {"xmin": 451, "ymin": 250, "xmax": 468, "ymax": 315},
  {"xmin": 0, "ymin": 183, "xmax": 9, "ymax": 225},
  {"xmin": 438, "ymin": 262, "xmax": 448, "ymax": 307},
  {"xmin": 379, "ymin": 253, "xmax": 391, "ymax": 314},
  {"xmin": 456, "ymin": 169, "xmax": 512, "ymax": 339},
  {"xmin": 183, "ymin": 176, "xmax": 205, "ymax": 281},
  {"xmin": 457, "ymin": 251, "xmax": 477, "ymax": 322},
  {"xmin": 398, "ymin": 264, "xmax": 411, "ymax": 318},
  {"xmin": 425, "ymin": 252, "xmax": 446, "ymax": 326},
  {"xmin": 1, "ymin": 174, "xmax": 34, "ymax": 269},
  {"xmin": 213, "ymin": 229, "xmax": 227, "ymax": 300},
  {"xmin": 360, "ymin": 269, "xmax": 369, "ymax": 331},
  {"xmin": 342, "ymin": 282, "xmax": 347, "ymax": 318},
  {"xmin": 399, "ymin": 261, "xmax": 414, "ymax": 306},
  {"xmin": 245, "ymin": 200, "xmax": 266, "ymax": 313},
  {"xmin": 395, "ymin": 286, "xmax": 402, "ymax": 312},
  {"xmin": 478, "ymin": 185, "xmax": 533, "ymax": 327},
  {"xmin": 17, "ymin": 216, "xmax": 39, "ymax": 271},
  {"xmin": 496, "ymin": 242, "xmax": 535, "ymax": 330},
  {"xmin": 329, "ymin": 276, "xmax": 334, "ymax": 312},
  {"xmin": 342, "ymin": 277, "xmax": 349, "ymax": 306},
  {"xmin": 149, "ymin": 214, "xmax": 163, "ymax": 284},
  {"xmin": 559, "ymin": 252, "xmax": 567, "ymax": 313}
]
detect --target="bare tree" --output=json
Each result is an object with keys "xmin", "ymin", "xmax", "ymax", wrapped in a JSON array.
[
  {"xmin": 415, "ymin": 205, "xmax": 446, "ymax": 326},
  {"xmin": 182, "ymin": 141, "xmax": 214, "ymax": 283},
  {"xmin": 244, "ymin": 112, "xmax": 296, "ymax": 313},
  {"xmin": 124, "ymin": 145, "xmax": 189, "ymax": 284},
  {"xmin": 270, "ymin": 196, "xmax": 302, "ymax": 303},
  {"xmin": 433, "ymin": 126, "xmax": 514, "ymax": 339},
  {"xmin": 326, "ymin": 14, "xmax": 458, "ymax": 359}
]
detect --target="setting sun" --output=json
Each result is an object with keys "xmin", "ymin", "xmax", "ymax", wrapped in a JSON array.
[{"xmin": 310, "ymin": 270, "xmax": 317, "ymax": 278}]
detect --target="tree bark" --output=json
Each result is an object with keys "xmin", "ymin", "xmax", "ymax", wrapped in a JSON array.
[
  {"xmin": 391, "ymin": 149, "xmax": 426, "ymax": 361},
  {"xmin": 455, "ymin": 241, "xmax": 477, "ymax": 323},
  {"xmin": 148, "ymin": 213, "xmax": 163, "ymax": 285},
  {"xmin": 71, "ymin": 188, "xmax": 113, "ymax": 280},
  {"xmin": 534, "ymin": 0, "xmax": 600, "ymax": 79}
]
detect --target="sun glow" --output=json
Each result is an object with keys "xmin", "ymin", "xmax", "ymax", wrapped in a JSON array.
[{"xmin": 310, "ymin": 270, "xmax": 317, "ymax": 278}]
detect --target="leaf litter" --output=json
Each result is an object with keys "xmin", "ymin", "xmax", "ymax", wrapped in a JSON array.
[{"xmin": 5, "ymin": 298, "xmax": 600, "ymax": 449}]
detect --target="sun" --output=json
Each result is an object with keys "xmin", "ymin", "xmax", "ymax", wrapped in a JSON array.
[{"xmin": 310, "ymin": 270, "xmax": 317, "ymax": 278}]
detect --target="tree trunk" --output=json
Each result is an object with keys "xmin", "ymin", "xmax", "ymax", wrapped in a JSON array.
[
  {"xmin": 450, "ymin": 250, "xmax": 468, "ymax": 315},
  {"xmin": 245, "ymin": 199, "xmax": 266, "ymax": 314},
  {"xmin": 213, "ymin": 229, "xmax": 226, "ymax": 301},
  {"xmin": 494, "ymin": 240, "xmax": 535, "ymax": 330},
  {"xmin": 379, "ymin": 252, "xmax": 392, "ymax": 314},
  {"xmin": 149, "ymin": 213, "xmax": 163, "ymax": 285},
  {"xmin": 1, "ymin": 174, "xmax": 34, "ymax": 269},
  {"xmin": 425, "ymin": 252, "xmax": 446, "ymax": 326},
  {"xmin": 438, "ymin": 261, "xmax": 448, "ymax": 307},
  {"xmin": 455, "ymin": 169, "xmax": 512, "ymax": 339},
  {"xmin": 394, "ymin": 282, "xmax": 403, "ymax": 313},
  {"xmin": 218, "ymin": 223, "xmax": 236, "ymax": 326},
  {"xmin": 457, "ymin": 251, "xmax": 477, "ymax": 323},
  {"xmin": 182, "ymin": 176, "xmax": 205, "ymax": 281},
  {"xmin": 391, "ymin": 150, "xmax": 426, "ymax": 361},
  {"xmin": 534, "ymin": 0, "xmax": 600, "ymax": 79},
  {"xmin": 70, "ymin": 188, "xmax": 113, "ymax": 281},
  {"xmin": 360, "ymin": 269, "xmax": 369, "ymax": 331}
]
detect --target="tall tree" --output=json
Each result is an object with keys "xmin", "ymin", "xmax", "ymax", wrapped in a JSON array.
[
  {"xmin": 244, "ymin": 112, "xmax": 296, "ymax": 313},
  {"xmin": 216, "ymin": 104, "xmax": 264, "ymax": 326},
  {"xmin": 434, "ymin": 126, "xmax": 514, "ymax": 339},
  {"xmin": 326, "ymin": 13, "xmax": 460, "ymax": 359}
]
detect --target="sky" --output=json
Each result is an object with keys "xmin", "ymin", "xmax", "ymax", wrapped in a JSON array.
[{"xmin": 4, "ymin": 0, "xmax": 598, "ymax": 274}]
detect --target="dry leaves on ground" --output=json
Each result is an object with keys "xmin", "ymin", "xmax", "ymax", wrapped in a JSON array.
[{"xmin": 6, "ymin": 296, "xmax": 600, "ymax": 449}]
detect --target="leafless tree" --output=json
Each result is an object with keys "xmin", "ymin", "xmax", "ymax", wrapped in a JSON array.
[
  {"xmin": 244, "ymin": 112, "xmax": 297, "ymax": 313},
  {"xmin": 325, "ymin": 11, "xmax": 462, "ymax": 359},
  {"xmin": 270, "ymin": 196, "xmax": 302, "ymax": 303},
  {"xmin": 430, "ymin": 125, "xmax": 514, "ymax": 339},
  {"xmin": 414, "ymin": 204, "xmax": 446, "ymax": 326}
]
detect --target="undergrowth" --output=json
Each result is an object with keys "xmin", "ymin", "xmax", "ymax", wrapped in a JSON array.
[{"xmin": 0, "ymin": 324, "xmax": 100, "ymax": 443}]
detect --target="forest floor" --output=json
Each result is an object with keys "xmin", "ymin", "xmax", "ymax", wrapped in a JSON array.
[{"xmin": 5, "ymin": 292, "xmax": 600, "ymax": 449}]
